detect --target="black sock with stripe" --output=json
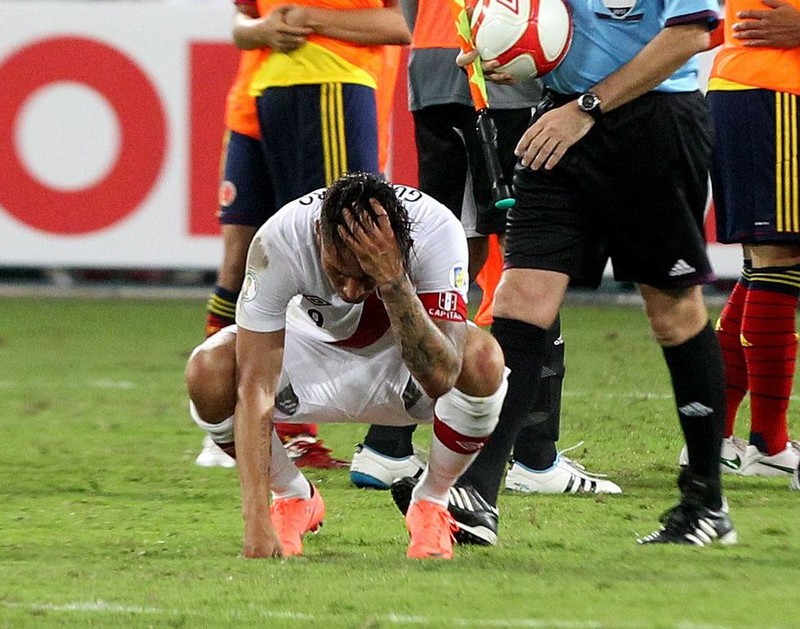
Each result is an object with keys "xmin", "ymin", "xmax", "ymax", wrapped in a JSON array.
[{"xmin": 663, "ymin": 323, "xmax": 725, "ymax": 509}]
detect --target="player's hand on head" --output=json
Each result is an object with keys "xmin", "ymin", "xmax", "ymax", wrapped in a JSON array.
[
  {"xmin": 733, "ymin": 0, "xmax": 800, "ymax": 48},
  {"xmin": 339, "ymin": 202, "xmax": 405, "ymax": 288}
]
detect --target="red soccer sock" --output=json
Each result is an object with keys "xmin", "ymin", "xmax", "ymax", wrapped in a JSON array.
[
  {"xmin": 716, "ymin": 266, "xmax": 751, "ymax": 437},
  {"xmin": 741, "ymin": 266, "xmax": 800, "ymax": 454}
]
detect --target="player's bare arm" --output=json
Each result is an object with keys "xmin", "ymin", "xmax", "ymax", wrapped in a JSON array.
[
  {"xmin": 733, "ymin": 0, "xmax": 800, "ymax": 47},
  {"xmin": 235, "ymin": 327, "xmax": 286, "ymax": 558},
  {"xmin": 516, "ymin": 23, "xmax": 711, "ymax": 171},
  {"xmin": 339, "ymin": 204, "xmax": 464, "ymax": 399},
  {"xmin": 232, "ymin": 4, "xmax": 313, "ymax": 52},
  {"xmin": 287, "ymin": 0, "xmax": 411, "ymax": 46},
  {"xmin": 380, "ymin": 277, "xmax": 466, "ymax": 399}
]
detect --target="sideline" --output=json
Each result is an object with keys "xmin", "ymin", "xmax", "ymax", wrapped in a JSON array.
[{"xmin": 1, "ymin": 601, "xmax": 738, "ymax": 629}]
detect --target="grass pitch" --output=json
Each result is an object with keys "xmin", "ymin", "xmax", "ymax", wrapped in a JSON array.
[{"xmin": 0, "ymin": 296, "xmax": 797, "ymax": 628}]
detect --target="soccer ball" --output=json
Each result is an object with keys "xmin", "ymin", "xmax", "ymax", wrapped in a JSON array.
[{"xmin": 470, "ymin": 0, "xmax": 573, "ymax": 80}]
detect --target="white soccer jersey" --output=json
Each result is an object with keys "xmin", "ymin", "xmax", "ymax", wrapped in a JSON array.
[
  {"xmin": 236, "ymin": 184, "xmax": 470, "ymax": 345},
  {"xmin": 235, "ymin": 184, "xmax": 471, "ymax": 425}
]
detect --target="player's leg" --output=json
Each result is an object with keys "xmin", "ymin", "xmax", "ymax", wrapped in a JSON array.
[
  {"xmin": 504, "ymin": 317, "xmax": 622, "ymax": 494},
  {"xmin": 185, "ymin": 328, "xmax": 323, "ymax": 556},
  {"xmin": 407, "ymin": 125, "xmax": 606, "ymax": 541},
  {"xmin": 186, "ymin": 327, "xmax": 239, "ymax": 459},
  {"xmin": 458, "ymin": 266, "xmax": 569, "ymax": 507},
  {"xmin": 738, "ymin": 244, "xmax": 800, "ymax": 476},
  {"xmin": 636, "ymin": 284, "xmax": 735, "ymax": 545},
  {"xmin": 406, "ymin": 325, "xmax": 507, "ymax": 559},
  {"xmin": 717, "ymin": 253, "xmax": 751, "ymax": 440},
  {"xmin": 706, "ymin": 88, "xmax": 800, "ymax": 482},
  {"xmin": 621, "ymin": 91, "xmax": 733, "ymax": 545}
]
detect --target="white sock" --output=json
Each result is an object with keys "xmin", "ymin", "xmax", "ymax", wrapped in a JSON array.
[
  {"xmin": 412, "ymin": 378, "xmax": 506, "ymax": 506},
  {"xmin": 189, "ymin": 402, "xmax": 234, "ymax": 443},
  {"xmin": 269, "ymin": 431, "xmax": 311, "ymax": 500}
]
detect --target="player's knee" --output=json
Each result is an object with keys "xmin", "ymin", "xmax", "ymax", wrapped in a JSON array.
[
  {"xmin": 456, "ymin": 327, "xmax": 505, "ymax": 397},
  {"xmin": 493, "ymin": 270, "xmax": 564, "ymax": 328},
  {"xmin": 185, "ymin": 336, "xmax": 237, "ymax": 422},
  {"xmin": 436, "ymin": 374, "xmax": 507, "ymax": 439},
  {"xmin": 643, "ymin": 287, "xmax": 708, "ymax": 346}
]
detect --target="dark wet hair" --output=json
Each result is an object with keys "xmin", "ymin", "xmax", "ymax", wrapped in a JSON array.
[{"xmin": 319, "ymin": 172, "xmax": 414, "ymax": 272}]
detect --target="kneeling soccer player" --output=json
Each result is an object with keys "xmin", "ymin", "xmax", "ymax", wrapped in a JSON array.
[{"xmin": 185, "ymin": 172, "xmax": 507, "ymax": 559}]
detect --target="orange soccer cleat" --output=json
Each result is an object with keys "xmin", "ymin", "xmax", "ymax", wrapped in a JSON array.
[
  {"xmin": 270, "ymin": 486, "xmax": 326, "ymax": 556},
  {"xmin": 405, "ymin": 499, "xmax": 457, "ymax": 559}
]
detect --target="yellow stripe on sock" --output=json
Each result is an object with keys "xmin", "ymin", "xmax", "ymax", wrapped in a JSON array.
[
  {"xmin": 749, "ymin": 267, "xmax": 800, "ymax": 290},
  {"xmin": 207, "ymin": 294, "xmax": 236, "ymax": 318}
]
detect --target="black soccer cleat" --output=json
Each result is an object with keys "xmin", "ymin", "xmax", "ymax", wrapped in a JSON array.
[
  {"xmin": 638, "ymin": 469, "xmax": 737, "ymax": 546},
  {"xmin": 637, "ymin": 498, "xmax": 738, "ymax": 546},
  {"xmin": 391, "ymin": 476, "xmax": 499, "ymax": 546}
]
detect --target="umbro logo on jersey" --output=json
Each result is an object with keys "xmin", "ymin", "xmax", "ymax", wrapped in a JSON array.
[
  {"xmin": 668, "ymin": 259, "xmax": 696, "ymax": 277},
  {"xmin": 303, "ymin": 294, "xmax": 332, "ymax": 306},
  {"xmin": 678, "ymin": 402, "xmax": 714, "ymax": 417}
]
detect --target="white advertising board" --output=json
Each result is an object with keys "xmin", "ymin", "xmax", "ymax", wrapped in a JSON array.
[
  {"xmin": 0, "ymin": 1, "xmax": 237, "ymax": 269},
  {"xmin": 0, "ymin": 3, "xmax": 740, "ymax": 276}
]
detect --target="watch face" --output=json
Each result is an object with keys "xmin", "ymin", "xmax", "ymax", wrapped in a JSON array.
[{"xmin": 579, "ymin": 94, "xmax": 598, "ymax": 111}]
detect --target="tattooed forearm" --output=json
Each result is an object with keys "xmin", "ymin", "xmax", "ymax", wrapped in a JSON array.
[{"xmin": 379, "ymin": 276, "xmax": 464, "ymax": 397}]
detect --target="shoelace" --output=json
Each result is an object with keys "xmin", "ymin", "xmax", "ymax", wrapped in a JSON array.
[
  {"xmin": 417, "ymin": 505, "xmax": 457, "ymax": 541},
  {"xmin": 658, "ymin": 496, "xmax": 710, "ymax": 534},
  {"xmin": 559, "ymin": 442, "xmax": 612, "ymax": 479}
]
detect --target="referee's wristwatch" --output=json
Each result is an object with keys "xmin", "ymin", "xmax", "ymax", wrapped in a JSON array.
[{"xmin": 577, "ymin": 92, "xmax": 603, "ymax": 122}]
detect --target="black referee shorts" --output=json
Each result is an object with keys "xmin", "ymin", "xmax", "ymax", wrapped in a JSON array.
[{"xmin": 509, "ymin": 90, "xmax": 716, "ymax": 289}]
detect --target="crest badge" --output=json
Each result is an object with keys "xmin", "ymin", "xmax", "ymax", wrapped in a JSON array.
[{"xmin": 241, "ymin": 270, "xmax": 258, "ymax": 302}]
